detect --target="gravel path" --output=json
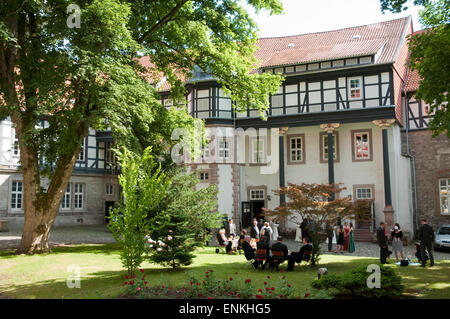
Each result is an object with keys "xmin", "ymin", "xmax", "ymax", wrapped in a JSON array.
[
  {"xmin": 0, "ymin": 225, "xmax": 116, "ymax": 250},
  {"xmin": 1, "ymin": 226, "xmax": 449, "ymax": 260}
]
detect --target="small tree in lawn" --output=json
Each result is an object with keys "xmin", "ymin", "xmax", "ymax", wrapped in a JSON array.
[
  {"xmin": 108, "ymin": 147, "xmax": 171, "ymax": 276},
  {"xmin": 146, "ymin": 171, "xmax": 220, "ymax": 269},
  {"xmin": 263, "ymin": 183, "xmax": 370, "ymax": 265}
]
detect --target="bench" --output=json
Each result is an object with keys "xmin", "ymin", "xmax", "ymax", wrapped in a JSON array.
[
  {"xmin": 271, "ymin": 250, "xmax": 286, "ymax": 271},
  {"xmin": 0, "ymin": 219, "xmax": 9, "ymax": 232}
]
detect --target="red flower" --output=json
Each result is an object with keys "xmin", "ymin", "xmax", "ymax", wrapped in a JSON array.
[
  {"xmin": 132, "ymin": 275, "xmax": 136, "ymax": 279},
  {"xmin": 269, "ymin": 291, "xmax": 272, "ymax": 294},
  {"xmin": 161, "ymin": 285, "xmax": 165, "ymax": 288},
  {"xmin": 130, "ymin": 281, "xmax": 134, "ymax": 285},
  {"xmin": 287, "ymin": 284, "xmax": 291, "ymax": 288},
  {"xmin": 196, "ymin": 282, "xmax": 200, "ymax": 286},
  {"xmin": 267, "ymin": 275, "xmax": 270, "ymax": 279},
  {"xmin": 137, "ymin": 287, "xmax": 141, "ymax": 292},
  {"xmin": 140, "ymin": 268, "xmax": 144, "ymax": 273},
  {"xmin": 263, "ymin": 281, "xmax": 267, "ymax": 285},
  {"xmin": 198, "ymin": 294, "xmax": 202, "ymax": 297},
  {"xmin": 206, "ymin": 275, "xmax": 209, "ymax": 278},
  {"xmin": 256, "ymin": 294, "xmax": 264, "ymax": 299},
  {"xmin": 229, "ymin": 277, "xmax": 233, "ymax": 281},
  {"xmin": 207, "ymin": 297, "xmax": 213, "ymax": 299},
  {"xmin": 304, "ymin": 293, "xmax": 310, "ymax": 298},
  {"xmin": 123, "ymin": 281, "xmax": 128, "ymax": 286},
  {"xmin": 245, "ymin": 279, "xmax": 251, "ymax": 284},
  {"xmin": 279, "ymin": 294, "xmax": 283, "ymax": 298},
  {"xmin": 125, "ymin": 275, "xmax": 129, "ymax": 279},
  {"xmin": 258, "ymin": 289, "xmax": 262, "ymax": 293},
  {"xmin": 209, "ymin": 270, "xmax": 214, "ymax": 272},
  {"xmin": 190, "ymin": 281, "xmax": 193, "ymax": 286},
  {"xmin": 265, "ymin": 287, "xmax": 269, "ymax": 291},
  {"xmin": 271, "ymin": 287, "xmax": 275, "ymax": 291},
  {"xmin": 144, "ymin": 281, "xmax": 147, "ymax": 285},
  {"xmin": 206, "ymin": 271, "xmax": 209, "ymax": 274},
  {"xmin": 237, "ymin": 294, "xmax": 241, "ymax": 298}
]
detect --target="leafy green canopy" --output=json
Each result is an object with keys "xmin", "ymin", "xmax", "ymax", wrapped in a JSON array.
[
  {"xmin": 380, "ymin": 0, "xmax": 449, "ymax": 137},
  {"xmin": 0, "ymin": 0, "xmax": 284, "ymax": 175}
]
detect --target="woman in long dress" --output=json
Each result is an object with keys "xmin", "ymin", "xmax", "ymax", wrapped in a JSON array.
[
  {"xmin": 348, "ymin": 222, "xmax": 355, "ymax": 253},
  {"xmin": 336, "ymin": 225, "xmax": 344, "ymax": 253},
  {"xmin": 391, "ymin": 223, "xmax": 404, "ymax": 262},
  {"xmin": 270, "ymin": 220, "xmax": 279, "ymax": 240},
  {"xmin": 343, "ymin": 222, "xmax": 350, "ymax": 251}
]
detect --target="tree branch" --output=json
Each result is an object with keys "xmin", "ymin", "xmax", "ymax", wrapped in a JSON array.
[{"xmin": 138, "ymin": 0, "xmax": 190, "ymax": 44}]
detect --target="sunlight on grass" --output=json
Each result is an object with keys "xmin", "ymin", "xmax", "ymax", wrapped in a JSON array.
[{"xmin": 0, "ymin": 244, "xmax": 449, "ymax": 299}]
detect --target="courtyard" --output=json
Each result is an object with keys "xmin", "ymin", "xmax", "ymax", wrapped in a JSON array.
[{"xmin": 0, "ymin": 225, "xmax": 449, "ymax": 299}]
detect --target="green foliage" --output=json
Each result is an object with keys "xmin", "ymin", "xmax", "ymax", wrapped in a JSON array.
[
  {"xmin": 311, "ymin": 265, "xmax": 404, "ymax": 298},
  {"xmin": 146, "ymin": 170, "xmax": 220, "ymax": 268},
  {"xmin": 379, "ymin": 0, "xmax": 428, "ymax": 13},
  {"xmin": 108, "ymin": 147, "xmax": 171, "ymax": 276}
]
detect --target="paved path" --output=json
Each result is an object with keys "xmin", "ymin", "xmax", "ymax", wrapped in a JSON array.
[
  {"xmin": 283, "ymin": 238, "xmax": 450, "ymax": 260},
  {"xmin": 0, "ymin": 225, "xmax": 115, "ymax": 250},
  {"xmin": 1, "ymin": 226, "xmax": 449, "ymax": 260}
]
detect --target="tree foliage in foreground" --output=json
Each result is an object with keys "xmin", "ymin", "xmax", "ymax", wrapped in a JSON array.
[
  {"xmin": 0, "ymin": 0, "xmax": 283, "ymax": 254},
  {"xmin": 380, "ymin": 0, "xmax": 450, "ymax": 137},
  {"xmin": 263, "ymin": 183, "xmax": 370, "ymax": 265}
]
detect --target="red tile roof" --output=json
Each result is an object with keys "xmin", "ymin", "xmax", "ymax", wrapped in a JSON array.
[
  {"xmin": 404, "ymin": 29, "xmax": 427, "ymax": 92},
  {"xmin": 255, "ymin": 17, "xmax": 411, "ymax": 68}
]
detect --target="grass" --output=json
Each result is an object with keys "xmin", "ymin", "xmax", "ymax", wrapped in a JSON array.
[{"xmin": 0, "ymin": 244, "xmax": 449, "ymax": 299}]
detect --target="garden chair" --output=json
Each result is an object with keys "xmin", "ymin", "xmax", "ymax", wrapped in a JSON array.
[
  {"xmin": 254, "ymin": 249, "xmax": 268, "ymax": 270},
  {"xmin": 271, "ymin": 250, "xmax": 286, "ymax": 271}
]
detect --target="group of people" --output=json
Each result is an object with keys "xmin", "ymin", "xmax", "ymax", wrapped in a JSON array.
[
  {"xmin": 250, "ymin": 218, "xmax": 279, "ymax": 241},
  {"xmin": 217, "ymin": 219, "xmax": 238, "ymax": 254},
  {"xmin": 377, "ymin": 218, "xmax": 435, "ymax": 267},
  {"xmin": 241, "ymin": 234, "xmax": 312, "ymax": 272},
  {"xmin": 334, "ymin": 222, "xmax": 355, "ymax": 253}
]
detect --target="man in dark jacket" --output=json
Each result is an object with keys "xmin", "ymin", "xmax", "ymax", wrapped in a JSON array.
[
  {"xmin": 300, "ymin": 218, "xmax": 308, "ymax": 240},
  {"xmin": 377, "ymin": 222, "xmax": 389, "ymax": 264},
  {"xmin": 268, "ymin": 236, "xmax": 289, "ymax": 269},
  {"xmin": 250, "ymin": 219, "xmax": 260, "ymax": 239},
  {"xmin": 325, "ymin": 223, "xmax": 334, "ymax": 252},
  {"xmin": 242, "ymin": 235, "xmax": 255, "ymax": 261},
  {"xmin": 254, "ymin": 236, "xmax": 270, "ymax": 270},
  {"xmin": 417, "ymin": 218, "xmax": 435, "ymax": 267},
  {"xmin": 257, "ymin": 219, "xmax": 264, "ymax": 231},
  {"xmin": 287, "ymin": 237, "xmax": 312, "ymax": 271}
]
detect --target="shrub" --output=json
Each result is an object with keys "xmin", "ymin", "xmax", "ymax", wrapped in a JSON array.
[{"xmin": 311, "ymin": 265, "xmax": 403, "ymax": 298}]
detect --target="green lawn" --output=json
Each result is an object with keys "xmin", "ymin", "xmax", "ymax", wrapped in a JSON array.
[{"xmin": 0, "ymin": 244, "xmax": 449, "ymax": 299}]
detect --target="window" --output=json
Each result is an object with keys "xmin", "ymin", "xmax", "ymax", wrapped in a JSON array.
[
  {"xmin": 348, "ymin": 77, "xmax": 362, "ymax": 99},
  {"xmin": 106, "ymin": 184, "xmax": 114, "ymax": 195},
  {"xmin": 356, "ymin": 188, "xmax": 372, "ymax": 199},
  {"xmin": 74, "ymin": 183, "xmax": 84, "ymax": 209},
  {"xmin": 320, "ymin": 132, "xmax": 339, "ymax": 162},
  {"xmin": 105, "ymin": 142, "xmax": 117, "ymax": 166},
  {"xmin": 61, "ymin": 184, "xmax": 71, "ymax": 209},
  {"xmin": 199, "ymin": 172, "xmax": 209, "ymax": 181},
  {"xmin": 218, "ymin": 138, "xmax": 231, "ymax": 159},
  {"xmin": 288, "ymin": 135, "xmax": 305, "ymax": 164},
  {"xmin": 352, "ymin": 130, "xmax": 372, "ymax": 161},
  {"xmin": 439, "ymin": 178, "xmax": 450, "ymax": 215},
  {"xmin": 250, "ymin": 189, "xmax": 265, "ymax": 200},
  {"xmin": 12, "ymin": 131, "xmax": 19, "ymax": 156},
  {"xmin": 251, "ymin": 137, "xmax": 266, "ymax": 164},
  {"xmin": 77, "ymin": 138, "xmax": 85, "ymax": 161},
  {"xmin": 11, "ymin": 181, "xmax": 22, "ymax": 209}
]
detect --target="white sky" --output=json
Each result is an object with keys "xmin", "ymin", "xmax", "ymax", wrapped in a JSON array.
[{"xmin": 244, "ymin": 0, "xmax": 423, "ymax": 38}]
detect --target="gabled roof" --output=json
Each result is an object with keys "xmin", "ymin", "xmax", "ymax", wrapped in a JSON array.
[
  {"xmin": 404, "ymin": 29, "xmax": 427, "ymax": 93},
  {"xmin": 255, "ymin": 16, "xmax": 411, "ymax": 68}
]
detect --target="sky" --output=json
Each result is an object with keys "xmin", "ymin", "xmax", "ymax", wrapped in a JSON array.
[{"xmin": 244, "ymin": 0, "xmax": 423, "ymax": 38}]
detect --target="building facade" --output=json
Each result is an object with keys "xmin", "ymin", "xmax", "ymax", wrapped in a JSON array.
[{"xmin": 0, "ymin": 119, "xmax": 119, "ymax": 229}]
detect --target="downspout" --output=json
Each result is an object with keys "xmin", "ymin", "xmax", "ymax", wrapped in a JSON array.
[{"xmin": 400, "ymin": 69, "xmax": 419, "ymax": 239}]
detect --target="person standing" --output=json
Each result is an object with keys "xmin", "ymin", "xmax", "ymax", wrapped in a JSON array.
[
  {"xmin": 343, "ymin": 222, "xmax": 350, "ymax": 251},
  {"xmin": 325, "ymin": 223, "xmax": 334, "ymax": 252},
  {"xmin": 336, "ymin": 224, "xmax": 344, "ymax": 254},
  {"xmin": 377, "ymin": 222, "xmax": 389, "ymax": 264},
  {"xmin": 260, "ymin": 222, "xmax": 273, "ymax": 241},
  {"xmin": 391, "ymin": 223, "xmax": 404, "ymax": 262},
  {"xmin": 226, "ymin": 219, "xmax": 236, "ymax": 238},
  {"xmin": 271, "ymin": 220, "xmax": 279, "ymax": 241},
  {"xmin": 348, "ymin": 222, "xmax": 355, "ymax": 253},
  {"xmin": 417, "ymin": 218, "xmax": 435, "ymax": 267},
  {"xmin": 300, "ymin": 218, "xmax": 308, "ymax": 241},
  {"xmin": 250, "ymin": 219, "xmax": 260, "ymax": 240}
]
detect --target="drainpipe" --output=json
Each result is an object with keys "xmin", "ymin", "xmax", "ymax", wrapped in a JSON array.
[{"xmin": 400, "ymin": 72, "xmax": 419, "ymax": 239}]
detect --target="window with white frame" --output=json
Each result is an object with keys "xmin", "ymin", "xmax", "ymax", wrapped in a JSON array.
[
  {"xmin": 348, "ymin": 77, "xmax": 362, "ymax": 99},
  {"xmin": 199, "ymin": 172, "xmax": 209, "ymax": 181},
  {"xmin": 12, "ymin": 130, "xmax": 19, "ymax": 156},
  {"xmin": 74, "ymin": 183, "xmax": 84, "ymax": 209},
  {"xmin": 218, "ymin": 138, "xmax": 231, "ymax": 159},
  {"xmin": 61, "ymin": 184, "xmax": 71, "ymax": 209},
  {"xmin": 353, "ymin": 131, "xmax": 371, "ymax": 160},
  {"xmin": 322, "ymin": 134, "xmax": 337, "ymax": 161},
  {"xmin": 11, "ymin": 181, "xmax": 23, "ymax": 209},
  {"xmin": 439, "ymin": 178, "xmax": 450, "ymax": 215},
  {"xmin": 201, "ymin": 142, "xmax": 210, "ymax": 160},
  {"xmin": 250, "ymin": 189, "xmax": 265, "ymax": 200},
  {"xmin": 106, "ymin": 183, "xmax": 114, "ymax": 195},
  {"xmin": 77, "ymin": 138, "xmax": 85, "ymax": 161},
  {"xmin": 290, "ymin": 136, "xmax": 303, "ymax": 162},
  {"xmin": 356, "ymin": 188, "xmax": 372, "ymax": 199},
  {"xmin": 251, "ymin": 138, "xmax": 266, "ymax": 164},
  {"xmin": 105, "ymin": 142, "xmax": 117, "ymax": 166}
]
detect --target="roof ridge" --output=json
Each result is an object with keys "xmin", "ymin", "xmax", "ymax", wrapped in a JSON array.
[{"xmin": 257, "ymin": 16, "xmax": 410, "ymax": 41}]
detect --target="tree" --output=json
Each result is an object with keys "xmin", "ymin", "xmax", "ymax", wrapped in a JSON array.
[
  {"xmin": 108, "ymin": 147, "xmax": 172, "ymax": 276},
  {"xmin": 146, "ymin": 170, "xmax": 220, "ymax": 269},
  {"xmin": 380, "ymin": 0, "xmax": 450, "ymax": 137},
  {"xmin": 263, "ymin": 183, "xmax": 370, "ymax": 265},
  {"xmin": 0, "ymin": 0, "xmax": 283, "ymax": 254}
]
